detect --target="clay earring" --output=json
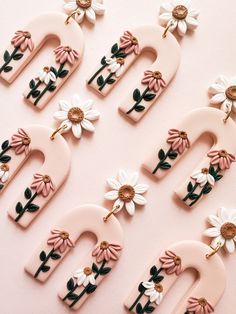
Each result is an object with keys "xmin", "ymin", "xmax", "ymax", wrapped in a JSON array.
[
  {"xmin": 0, "ymin": 94, "xmax": 100, "ymax": 228},
  {"xmin": 86, "ymin": 0, "xmax": 199, "ymax": 122}
]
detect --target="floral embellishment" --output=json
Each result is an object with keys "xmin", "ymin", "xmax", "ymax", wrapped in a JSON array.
[
  {"xmin": 141, "ymin": 71, "xmax": 166, "ymax": 93},
  {"xmin": 0, "ymin": 164, "xmax": 9, "ymax": 183},
  {"xmin": 104, "ymin": 169, "xmax": 149, "ymax": 216},
  {"xmin": 191, "ymin": 168, "xmax": 215, "ymax": 187},
  {"xmin": 92, "ymin": 241, "xmax": 122, "ymax": 263},
  {"xmin": 31, "ymin": 173, "xmax": 55, "ymax": 197},
  {"xmin": 37, "ymin": 66, "xmax": 57, "ymax": 85},
  {"xmin": 74, "ymin": 267, "xmax": 96, "ymax": 287},
  {"xmin": 187, "ymin": 297, "xmax": 214, "ymax": 314},
  {"xmin": 105, "ymin": 57, "xmax": 125, "ymax": 78},
  {"xmin": 142, "ymin": 282, "xmax": 163, "ymax": 305},
  {"xmin": 208, "ymin": 149, "xmax": 235, "ymax": 170},
  {"xmin": 159, "ymin": 1, "xmax": 199, "ymax": 36},
  {"xmin": 120, "ymin": 31, "xmax": 140, "ymax": 55},
  {"xmin": 47, "ymin": 229, "xmax": 74, "ymax": 253},
  {"xmin": 64, "ymin": 0, "xmax": 105, "ymax": 24},
  {"xmin": 11, "ymin": 128, "xmax": 31, "ymax": 155},
  {"xmin": 204, "ymin": 207, "xmax": 236, "ymax": 254},
  {"xmin": 54, "ymin": 94, "xmax": 100, "ymax": 139},
  {"xmin": 54, "ymin": 45, "xmax": 79, "ymax": 65},
  {"xmin": 11, "ymin": 30, "xmax": 34, "ymax": 52},
  {"xmin": 159, "ymin": 250, "xmax": 182, "ymax": 275},
  {"xmin": 209, "ymin": 75, "xmax": 236, "ymax": 119}
]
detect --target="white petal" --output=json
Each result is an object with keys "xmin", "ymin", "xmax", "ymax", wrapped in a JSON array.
[
  {"xmin": 86, "ymin": 7, "xmax": 96, "ymax": 24},
  {"xmin": 159, "ymin": 12, "xmax": 172, "ymax": 23},
  {"xmin": 225, "ymin": 239, "xmax": 235, "ymax": 254},
  {"xmin": 115, "ymin": 65, "xmax": 124, "ymax": 78},
  {"xmin": 106, "ymin": 178, "xmax": 121, "ymax": 190},
  {"xmin": 134, "ymin": 184, "xmax": 149, "ymax": 194},
  {"xmin": 209, "ymin": 83, "xmax": 225, "ymax": 95},
  {"xmin": 83, "ymin": 276, "xmax": 90, "ymax": 287},
  {"xmin": 215, "ymin": 75, "xmax": 229, "ymax": 88},
  {"xmin": 185, "ymin": 16, "xmax": 199, "ymax": 30},
  {"xmin": 208, "ymin": 214, "xmax": 222, "ymax": 228},
  {"xmin": 199, "ymin": 177, "xmax": 207, "ymax": 187},
  {"xmin": 168, "ymin": 19, "xmax": 178, "ymax": 32},
  {"xmin": 125, "ymin": 201, "xmax": 135, "ymax": 216},
  {"xmin": 210, "ymin": 93, "xmax": 226, "ymax": 104},
  {"xmin": 207, "ymin": 173, "xmax": 215, "ymax": 186},
  {"xmin": 129, "ymin": 172, "xmax": 139, "ymax": 186},
  {"xmin": 160, "ymin": 2, "xmax": 174, "ymax": 13},
  {"xmin": 150, "ymin": 291, "xmax": 159, "ymax": 303},
  {"xmin": 72, "ymin": 94, "xmax": 82, "ymax": 107},
  {"xmin": 1, "ymin": 171, "xmax": 9, "ymax": 183},
  {"xmin": 133, "ymin": 194, "xmax": 147, "ymax": 205},
  {"xmin": 74, "ymin": 269, "xmax": 83, "ymax": 277},
  {"xmin": 72, "ymin": 123, "xmax": 82, "ymax": 139},
  {"xmin": 104, "ymin": 190, "xmax": 118, "ymax": 200},
  {"xmin": 85, "ymin": 110, "xmax": 100, "ymax": 121},
  {"xmin": 75, "ymin": 9, "xmax": 85, "ymax": 23},
  {"xmin": 92, "ymin": 1, "xmax": 105, "ymax": 15},
  {"xmin": 105, "ymin": 58, "xmax": 115, "ymax": 65},
  {"xmin": 81, "ymin": 99, "xmax": 93, "ymax": 112},
  {"xmin": 219, "ymin": 207, "xmax": 230, "ymax": 222},
  {"xmin": 53, "ymin": 110, "xmax": 68, "ymax": 121},
  {"xmin": 204, "ymin": 227, "xmax": 221, "ymax": 238},
  {"xmin": 156, "ymin": 293, "xmax": 163, "ymax": 305},
  {"xmin": 38, "ymin": 71, "xmax": 46, "ymax": 82},
  {"xmin": 211, "ymin": 235, "xmax": 225, "ymax": 249},
  {"xmin": 89, "ymin": 274, "xmax": 96, "ymax": 285},
  {"xmin": 109, "ymin": 63, "xmax": 120, "ymax": 73},
  {"xmin": 44, "ymin": 74, "xmax": 50, "ymax": 85},
  {"xmin": 142, "ymin": 282, "xmax": 154, "ymax": 289},
  {"xmin": 221, "ymin": 99, "xmax": 232, "ymax": 114},
  {"xmin": 118, "ymin": 169, "xmax": 129, "ymax": 185},
  {"xmin": 81, "ymin": 119, "xmax": 95, "ymax": 132},
  {"xmin": 0, "ymin": 170, "xmax": 4, "ymax": 178},
  {"xmin": 191, "ymin": 170, "xmax": 202, "ymax": 178},
  {"xmin": 188, "ymin": 9, "xmax": 200, "ymax": 18},
  {"xmin": 49, "ymin": 72, "xmax": 56, "ymax": 82},
  {"xmin": 59, "ymin": 100, "xmax": 72, "ymax": 111},
  {"xmin": 63, "ymin": 1, "xmax": 78, "ymax": 13},
  {"xmin": 144, "ymin": 288, "xmax": 155, "ymax": 296},
  {"xmin": 113, "ymin": 198, "xmax": 124, "ymax": 211},
  {"xmin": 77, "ymin": 273, "xmax": 86, "ymax": 286},
  {"xmin": 60, "ymin": 120, "xmax": 72, "ymax": 132},
  {"xmin": 177, "ymin": 20, "xmax": 187, "ymax": 36}
]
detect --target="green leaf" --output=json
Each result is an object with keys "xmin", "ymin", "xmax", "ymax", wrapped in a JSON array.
[
  {"xmin": 101, "ymin": 56, "xmax": 106, "ymax": 65},
  {"xmin": 16, "ymin": 202, "xmax": 23, "ymax": 214},
  {"xmin": 67, "ymin": 278, "xmax": 75, "ymax": 291},
  {"xmin": 100, "ymin": 267, "xmax": 111, "ymax": 275},
  {"xmin": 158, "ymin": 149, "xmax": 165, "ymax": 161},
  {"xmin": 135, "ymin": 105, "xmax": 145, "ymax": 112},
  {"xmin": 48, "ymin": 85, "xmax": 56, "ymax": 92},
  {"xmin": 143, "ymin": 93, "xmax": 156, "ymax": 101},
  {"xmin": 4, "ymin": 66, "xmax": 13, "ymax": 73},
  {"xmin": 0, "ymin": 155, "xmax": 11, "ymax": 163},
  {"xmin": 152, "ymin": 275, "xmax": 164, "ymax": 284},
  {"xmin": 41, "ymin": 265, "xmax": 50, "ymax": 273},
  {"xmin": 111, "ymin": 43, "xmax": 119, "ymax": 54},
  {"xmin": 116, "ymin": 52, "xmax": 126, "ymax": 58},
  {"xmin": 92, "ymin": 263, "xmax": 99, "ymax": 274},
  {"xmin": 209, "ymin": 165, "xmax": 215, "ymax": 176},
  {"xmin": 133, "ymin": 88, "xmax": 141, "ymax": 102},
  {"xmin": 202, "ymin": 185, "xmax": 212, "ymax": 195},
  {"xmin": 51, "ymin": 253, "xmax": 61, "ymax": 260},
  {"xmin": 189, "ymin": 193, "xmax": 198, "ymax": 200},
  {"xmin": 40, "ymin": 251, "xmax": 47, "ymax": 262},
  {"xmin": 160, "ymin": 162, "xmax": 171, "ymax": 170},
  {"xmin": 138, "ymin": 282, "xmax": 146, "ymax": 293},
  {"xmin": 97, "ymin": 75, "xmax": 104, "ymax": 86},
  {"xmin": 136, "ymin": 303, "xmax": 143, "ymax": 314},
  {"xmin": 29, "ymin": 79, "xmax": 36, "ymax": 89},
  {"xmin": 13, "ymin": 53, "xmax": 23, "ymax": 61},
  {"xmin": 187, "ymin": 182, "xmax": 193, "ymax": 193},
  {"xmin": 24, "ymin": 188, "xmax": 32, "ymax": 199},
  {"xmin": 50, "ymin": 66, "xmax": 58, "ymax": 76},
  {"xmin": 150, "ymin": 265, "xmax": 158, "ymax": 276},
  {"xmin": 107, "ymin": 78, "xmax": 116, "ymax": 85},
  {"xmin": 67, "ymin": 293, "xmax": 78, "ymax": 300},
  {"xmin": 0, "ymin": 184, "xmax": 4, "ymax": 190},
  {"xmin": 215, "ymin": 174, "xmax": 223, "ymax": 181},
  {"xmin": 32, "ymin": 90, "xmax": 40, "ymax": 98},
  {"xmin": 167, "ymin": 150, "xmax": 178, "ymax": 160},
  {"xmin": 58, "ymin": 70, "xmax": 69, "ymax": 78},
  {"xmin": 27, "ymin": 204, "xmax": 40, "ymax": 213},
  {"xmin": 1, "ymin": 140, "xmax": 9, "ymax": 150},
  {"xmin": 146, "ymin": 305, "xmax": 155, "ymax": 313},
  {"xmin": 3, "ymin": 50, "xmax": 10, "ymax": 62},
  {"xmin": 86, "ymin": 284, "xmax": 97, "ymax": 294}
]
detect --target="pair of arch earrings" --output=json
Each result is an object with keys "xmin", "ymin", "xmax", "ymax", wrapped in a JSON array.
[{"xmin": 1, "ymin": 1, "xmax": 236, "ymax": 313}]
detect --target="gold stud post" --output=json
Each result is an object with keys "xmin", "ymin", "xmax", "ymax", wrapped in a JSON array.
[
  {"xmin": 223, "ymin": 109, "xmax": 232, "ymax": 123},
  {"xmin": 103, "ymin": 205, "xmax": 120, "ymax": 222},
  {"xmin": 206, "ymin": 243, "xmax": 221, "ymax": 259},
  {"xmin": 162, "ymin": 21, "xmax": 174, "ymax": 38},
  {"xmin": 65, "ymin": 9, "xmax": 81, "ymax": 24},
  {"xmin": 50, "ymin": 125, "xmax": 67, "ymax": 140}
]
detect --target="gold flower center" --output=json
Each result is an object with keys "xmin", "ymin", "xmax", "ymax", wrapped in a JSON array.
[
  {"xmin": 174, "ymin": 256, "xmax": 181, "ymax": 266},
  {"xmin": 201, "ymin": 168, "xmax": 209, "ymax": 174},
  {"xmin": 118, "ymin": 185, "xmax": 135, "ymax": 202},
  {"xmin": 0, "ymin": 164, "xmax": 9, "ymax": 172},
  {"xmin": 219, "ymin": 149, "xmax": 228, "ymax": 157},
  {"xmin": 154, "ymin": 284, "xmax": 163, "ymax": 293},
  {"xmin": 60, "ymin": 231, "xmax": 69, "ymax": 240},
  {"xmin": 152, "ymin": 71, "xmax": 162, "ymax": 79},
  {"xmin": 220, "ymin": 222, "xmax": 236, "ymax": 240},
  {"xmin": 76, "ymin": 0, "xmax": 92, "ymax": 9},
  {"xmin": 23, "ymin": 31, "xmax": 31, "ymax": 39},
  {"xmin": 225, "ymin": 86, "xmax": 236, "ymax": 101},
  {"xmin": 172, "ymin": 5, "xmax": 188, "ymax": 20},
  {"xmin": 179, "ymin": 131, "xmax": 187, "ymax": 139},
  {"xmin": 116, "ymin": 57, "xmax": 125, "ymax": 65},
  {"xmin": 43, "ymin": 175, "xmax": 51, "ymax": 183},
  {"xmin": 198, "ymin": 298, "xmax": 207, "ymax": 307},
  {"xmin": 22, "ymin": 136, "xmax": 31, "ymax": 145},
  {"xmin": 68, "ymin": 107, "xmax": 84, "ymax": 123},
  {"xmin": 43, "ymin": 66, "xmax": 50, "ymax": 73},
  {"xmin": 131, "ymin": 36, "xmax": 138, "ymax": 45},
  {"xmin": 100, "ymin": 241, "xmax": 109, "ymax": 249},
  {"xmin": 84, "ymin": 267, "xmax": 92, "ymax": 275},
  {"xmin": 64, "ymin": 46, "xmax": 72, "ymax": 52}
]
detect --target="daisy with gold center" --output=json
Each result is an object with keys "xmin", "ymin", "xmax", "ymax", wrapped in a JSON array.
[
  {"xmin": 104, "ymin": 169, "xmax": 149, "ymax": 216},
  {"xmin": 37, "ymin": 66, "xmax": 56, "ymax": 85},
  {"xmin": 0, "ymin": 164, "xmax": 10, "ymax": 183},
  {"xmin": 191, "ymin": 168, "xmax": 215, "ymax": 187},
  {"xmin": 142, "ymin": 282, "xmax": 164, "ymax": 305},
  {"xmin": 54, "ymin": 94, "xmax": 100, "ymax": 139},
  {"xmin": 105, "ymin": 57, "xmax": 125, "ymax": 78},
  {"xmin": 74, "ymin": 266, "xmax": 96, "ymax": 287},
  {"xmin": 204, "ymin": 207, "xmax": 236, "ymax": 253}
]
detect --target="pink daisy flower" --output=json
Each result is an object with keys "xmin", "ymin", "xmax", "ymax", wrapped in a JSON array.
[
  {"xmin": 11, "ymin": 30, "xmax": 34, "ymax": 52},
  {"xmin": 47, "ymin": 230, "xmax": 74, "ymax": 253},
  {"xmin": 207, "ymin": 149, "xmax": 235, "ymax": 170},
  {"xmin": 120, "ymin": 31, "xmax": 140, "ymax": 55},
  {"xmin": 31, "ymin": 173, "xmax": 54, "ymax": 197},
  {"xmin": 54, "ymin": 45, "xmax": 79, "ymax": 65},
  {"xmin": 92, "ymin": 241, "xmax": 122, "ymax": 263},
  {"xmin": 141, "ymin": 70, "xmax": 166, "ymax": 93},
  {"xmin": 187, "ymin": 297, "xmax": 214, "ymax": 314},
  {"xmin": 167, "ymin": 129, "xmax": 190, "ymax": 154},
  {"xmin": 159, "ymin": 250, "xmax": 182, "ymax": 275},
  {"xmin": 11, "ymin": 128, "xmax": 31, "ymax": 155}
]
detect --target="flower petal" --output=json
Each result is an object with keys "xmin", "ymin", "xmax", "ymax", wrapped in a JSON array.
[
  {"xmin": 204, "ymin": 227, "xmax": 221, "ymax": 238},
  {"xmin": 85, "ymin": 109, "xmax": 100, "ymax": 121},
  {"xmin": 53, "ymin": 110, "xmax": 68, "ymax": 121},
  {"xmin": 225, "ymin": 239, "xmax": 235, "ymax": 253},
  {"xmin": 177, "ymin": 20, "xmax": 187, "ymax": 36},
  {"xmin": 92, "ymin": 1, "xmax": 105, "ymax": 15},
  {"xmin": 106, "ymin": 178, "xmax": 121, "ymax": 190},
  {"xmin": 81, "ymin": 119, "xmax": 95, "ymax": 132},
  {"xmin": 86, "ymin": 7, "xmax": 96, "ymax": 24},
  {"xmin": 72, "ymin": 123, "xmax": 82, "ymax": 139},
  {"xmin": 210, "ymin": 93, "xmax": 226, "ymax": 104},
  {"xmin": 59, "ymin": 100, "xmax": 72, "ymax": 111},
  {"xmin": 113, "ymin": 198, "xmax": 124, "ymax": 212},
  {"xmin": 104, "ymin": 190, "xmax": 118, "ymax": 200},
  {"xmin": 118, "ymin": 169, "xmax": 129, "ymax": 185},
  {"xmin": 133, "ymin": 194, "xmax": 147, "ymax": 205},
  {"xmin": 125, "ymin": 200, "xmax": 135, "ymax": 216},
  {"xmin": 134, "ymin": 184, "xmax": 149, "ymax": 194}
]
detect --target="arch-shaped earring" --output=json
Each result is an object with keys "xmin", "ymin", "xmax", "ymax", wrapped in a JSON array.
[
  {"xmin": 0, "ymin": 125, "xmax": 71, "ymax": 228},
  {"xmin": 125, "ymin": 240, "xmax": 226, "ymax": 314},
  {"xmin": 87, "ymin": 1, "xmax": 200, "ymax": 122},
  {"xmin": 0, "ymin": 12, "xmax": 84, "ymax": 109},
  {"xmin": 143, "ymin": 107, "xmax": 236, "ymax": 207},
  {"xmin": 25, "ymin": 204, "xmax": 124, "ymax": 310}
]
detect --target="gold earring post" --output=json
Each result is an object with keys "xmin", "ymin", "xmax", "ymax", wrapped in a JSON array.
[
  {"xmin": 162, "ymin": 21, "xmax": 174, "ymax": 38},
  {"xmin": 50, "ymin": 125, "xmax": 67, "ymax": 141},
  {"xmin": 206, "ymin": 243, "xmax": 221, "ymax": 259},
  {"xmin": 103, "ymin": 205, "xmax": 120, "ymax": 222},
  {"xmin": 65, "ymin": 9, "xmax": 81, "ymax": 24}
]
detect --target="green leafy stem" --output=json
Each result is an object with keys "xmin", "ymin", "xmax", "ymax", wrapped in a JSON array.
[
  {"xmin": 129, "ymin": 266, "xmax": 163, "ymax": 313},
  {"xmin": 126, "ymin": 87, "xmax": 156, "ymax": 114},
  {"xmin": 182, "ymin": 165, "xmax": 222, "ymax": 207},
  {"xmin": 0, "ymin": 47, "xmax": 24, "ymax": 74},
  {"xmin": 0, "ymin": 140, "xmax": 12, "ymax": 191},
  {"xmin": 152, "ymin": 147, "xmax": 178, "ymax": 174},
  {"xmin": 34, "ymin": 248, "xmax": 61, "ymax": 278},
  {"xmin": 26, "ymin": 63, "xmax": 68, "ymax": 106},
  {"xmin": 15, "ymin": 187, "xmax": 40, "ymax": 222},
  {"xmin": 63, "ymin": 260, "xmax": 111, "ymax": 308}
]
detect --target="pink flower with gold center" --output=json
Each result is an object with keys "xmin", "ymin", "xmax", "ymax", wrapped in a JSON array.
[
  {"xmin": 159, "ymin": 250, "xmax": 182, "ymax": 275},
  {"xmin": 92, "ymin": 241, "xmax": 122, "ymax": 263},
  {"xmin": 167, "ymin": 129, "xmax": 190, "ymax": 154},
  {"xmin": 54, "ymin": 45, "xmax": 79, "ymax": 65},
  {"xmin": 11, "ymin": 128, "xmax": 31, "ymax": 155},
  {"xmin": 187, "ymin": 297, "xmax": 214, "ymax": 314},
  {"xmin": 47, "ymin": 229, "xmax": 74, "ymax": 253},
  {"xmin": 141, "ymin": 70, "xmax": 166, "ymax": 93},
  {"xmin": 11, "ymin": 30, "xmax": 34, "ymax": 52},
  {"xmin": 31, "ymin": 173, "xmax": 55, "ymax": 197},
  {"xmin": 208, "ymin": 149, "xmax": 235, "ymax": 170},
  {"xmin": 120, "ymin": 31, "xmax": 140, "ymax": 55}
]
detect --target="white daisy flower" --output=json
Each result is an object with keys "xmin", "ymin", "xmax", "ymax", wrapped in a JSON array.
[
  {"xmin": 105, "ymin": 57, "xmax": 125, "ymax": 78},
  {"xmin": 53, "ymin": 94, "xmax": 100, "ymax": 139},
  {"xmin": 204, "ymin": 207, "xmax": 236, "ymax": 254},
  {"xmin": 209, "ymin": 75, "xmax": 236, "ymax": 115},
  {"xmin": 63, "ymin": 0, "xmax": 105, "ymax": 24},
  {"xmin": 191, "ymin": 168, "xmax": 215, "ymax": 187},
  {"xmin": 142, "ymin": 282, "xmax": 163, "ymax": 305},
  {"xmin": 104, "ymin": 169, "xmax": 149, "ymax": 216},
  {"xmin": 159, "ymin": 0, "xmax": 199, "ymax": 36},
  {"xmin": 74, "ymin": 267, "xmax": 96, "ymax": 287},
  {"xmin": 37, "ymin": 67, "xmax": 56, "ymax": 85},
  {"xmin": 0, "ymin": 164, "xmax": 9, "ymax": 183}
]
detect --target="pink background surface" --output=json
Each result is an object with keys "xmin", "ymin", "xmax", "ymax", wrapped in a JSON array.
[{"xmin": 0, "ymin": 0, "xmax": 236, "ymax": 313}]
